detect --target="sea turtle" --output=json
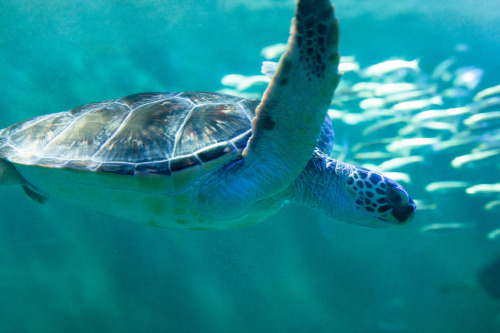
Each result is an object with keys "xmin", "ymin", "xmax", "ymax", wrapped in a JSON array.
[{"xmin": 0, "ymin": 0, "xmax": 415, "ymax": 230}]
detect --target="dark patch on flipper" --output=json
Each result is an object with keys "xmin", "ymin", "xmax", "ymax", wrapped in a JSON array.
[
  {"xmin": 262, "ymin": 115, "xmax": 276, "ymax": 130},
  {"xmin": 22, "ymin": 184, "xmax": 48, "ymax": 204}
]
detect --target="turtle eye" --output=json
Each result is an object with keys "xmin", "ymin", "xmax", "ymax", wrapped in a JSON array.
[{"xmin": 387, "ymin": 187, "xmax": 407, "ymax": 207}]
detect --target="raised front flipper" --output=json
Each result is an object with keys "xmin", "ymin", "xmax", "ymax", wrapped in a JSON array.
[
  {"xmin": 243, "ymin": 0, "xmax": 340, "ymax": 194},
  {"xmin": 197, "ymin": 0, "xmax": 340, "ymax": 226}
]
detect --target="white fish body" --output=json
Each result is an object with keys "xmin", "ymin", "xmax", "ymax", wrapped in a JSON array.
[
  {"xmin": 413, "ymin": 199, "xmax": 437, "ymax": 210},
  {"xmin": 378, "ymin": 156, "xmax": 424, "ymax": 171},
  {"xmin": 412, "ymin": 107, "xmax": 470, "ymax": 122},
  {"xmin": 352, "ymin": 82, "xmax": 383, "ymax": 93},
  {"xmin": 464, "ymin": 111, "xmax": 500, "ymax": 127},
  {"xmin": 236, "ymin": 75, "xmax": 270, "ymax": 91},
  {"xmin": 260, "ymin": 43, "xmax": 287, "ymax": 60},
  {"xmin": 353, "ymin": 151, "xmax": 396, "ymax": 161},
  {"xmin": 359, "ymin": 98, "xmax": 386, "ymax": 110},
  {"xmin": 339, "ymin": 61, "xmax": 360, "ymax": 74},
  {"xmin": 352, "ymin": 139, "xmax": 397, "ymax": 153},
  {"xmin": 399, "ymin": 122, "xmax": 457, "ymax": 136},
  {"xmin": 261, "ymin": 61, "xmax": 278, "ymax": 78},
  {"xmin": 386, "ymin": 137, "xmax": 440, "ymax": 153},
  {"xmin": 431, "ymin": 58, "xmax": 456, "ymax": 80},
  {"xmin": 362, "ymin": 117, "xmax": 409, "ymax": 135},
  {"xmin": 362, "ymin": 59, "xmax": 420, "ymax": 77},
  {"xmin": 425, "ymin": 181, "xmax": 469, "ymax": 192},
  {"xmin": 383, "ymin": 172, "xmax": 411, "ymax": 183},
  {"xmin": 392, "ymin": 96, "xmax": 443, "ymax": 112},
  {"xmin": 474, "ymin": 84, "xmax": 500, "ymax": 102},
  {"xmin": 487, "ymin": 229, "xmax": 500, "ymax": 240},
  {"xmin": 466, "ymin": 183, "xmax": 500, "ymax": 194},
  {"xmin": 375, "ymin": 83, "xmax": 419, "ymax": 97},
  {"xmin": 341, "ymin": 113, "xmax": 368, "ymax": 125},
  {"xmin": 327, "ymin": 109, "xmax": 346, "ymax": 120},
  {"xmin": 473, "ymin": 96, "xmax": 500, "ymax": 112},
  {"xmin": 419, "ymin": 223, "xmax": 473, "ymax": 235},
  {"xmin": 221, "ymin": 74, "xmax": 247, "ymax": 87},
  {"xmin": 432, "ymin": 134, "xmax": 479, "ymax": 152},
  {"xmin": 384, "ymin": 86, "xmax": 437, "ymax": 104},
  {"xmin": 452, "ymin": 149, "xmax": 500, "ymax": 168},
  {"xmin": 485, "ymin": 200, "xmax": 500, "ymax": 210}
]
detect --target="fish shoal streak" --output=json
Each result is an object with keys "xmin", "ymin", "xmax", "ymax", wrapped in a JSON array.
[
  {"xmin": 474, "ymin": 85, "xmax": 500, "ymax": 102},
  {"xmin": 425, "ymin": 181, "xmax": 469, "ymax": 192},
  {"xmin": 466, "ymin": 183, "xmax": 500, "ymax": 194},
  {"xmin": 451, "ymin": 149, "xmax": 500, "ymax": 168}
]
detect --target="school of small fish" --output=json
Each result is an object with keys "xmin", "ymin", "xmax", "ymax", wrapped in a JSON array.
[{"xmin": 219, "ymin": 43, "xmax": 500, "ymax": 240}]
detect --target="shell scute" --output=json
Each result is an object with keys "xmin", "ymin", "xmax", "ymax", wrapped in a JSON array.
[
  {"xmin": 8, "ymin": 113, "xmax": 74, "ymax": 154},
  {"xmin": 0, "ymin": 92, "xmax": 259, "ymax": 179},
  {"xmin": 93, "ymin": 97, "xmax": 192, "ymax": 163},
  {"xmin": 117, "ymin": 92, "xmax": 181, "ymax": 109},
  {"xmin": 42, "ymin": 103, "xmax": 130, "ymax": 161},
  {"xmin": 175, "ymin": 103, "xmax": 250, "ymax": 156}
]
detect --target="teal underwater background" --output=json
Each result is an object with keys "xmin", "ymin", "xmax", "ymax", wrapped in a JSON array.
[{"xmin": 1, "ymin": 0, "xmax": 500, "ymax": 332}]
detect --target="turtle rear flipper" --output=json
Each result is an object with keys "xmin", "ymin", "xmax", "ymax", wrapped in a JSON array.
[
  {"xmin": 21, "ymin": 184, "xmax": 48, "ymax": 204},
  {"xmin": 0, "ymin": 159, "xmax": 48, "ymax": 204},
  {"xmin": 0, "ymin": 159, "xmax": 21, "ymax": 186}
]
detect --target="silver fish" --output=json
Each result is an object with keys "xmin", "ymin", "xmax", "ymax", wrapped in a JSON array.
[
  {"xmin": 474, "ymin": 85, "xmax": 500, "ymax": 102},
  {"xmin": 399, "ymin": 122, "xmax": 457, "ymax": 136},
  {"xmin": 375, "ymin": 83, "xmax": 419, "ymax": 97},
  {"xmin": 353, "ymin": 151, "xmax": 396, "ymax": 161},
  {"xmin": 484, "ymin": 200, "xmax": 500, "ymax": 210},
  {"xmin": 221, "ymin": 74, "xmax": 247, "ymax": 87},
  {"xmin": 260, "ymin": 43, "xmax": 287, "ymax": 60},
  {"xmin": 425, "ymin": 181, "xmax": 469, "ymax": 192},
  {"xmin": 384, "ymin": 87, "xmax": 437, "ymax": 105},
  {"xmin": 452, "ymin": 149, "xmax": 500, "ymax": 168},
  {"xmin": 383, "ymin": 172, "xmax": 411, "ymax": 183},
  {"xmin": 392, "ymin": 96, "xmax": 443, "ymax": 112},
  {"xmin": 377, "ymin": 156, "xmax": 424, "ymax": 171},
  {"xmin": 412, "ymin": 107, "xmax": 470, "ymax": 122},
  {"xmin": 464, "ymin": 111, "xmax": 500, "ymax": 127},
  {"xmin": 432, "ymin": 133, "xmax": 479, "ymax": 152},
  {"xmin": 386, "ymin": 138, "xmax": 440, "ymax": 153},
  {"xmin": 466, "ymin": 183, "xmax": 500, "ymax": 194},
  {"xmin": 359, "ymin": 98, "xmax": 386, "ymax": 110},
  {"xmin": 419, "ymin": 223, "xmax": 473, "ymax": 235},
  {"xmin": 363, "ymin": 117, "xmax": 410, "ymax": 136},
  {"xmin": 362, "ymin": 59, "xmax": 420, "ymax": 77},
  {"xmin": 431, "ymin": 58, "xmax": 456, "ymax": 81},
  {"xmin": 487, "ymin": 229, "xmax": 500, "ymax": 240},
  {"xmin": 236, "ymin": 75, "xmax": 270, "ymax": 91}
]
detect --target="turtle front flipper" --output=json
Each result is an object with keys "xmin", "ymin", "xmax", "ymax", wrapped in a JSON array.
[{"xmin": 243, "ymin": 0, "xmax": 340, "ymax": 193}]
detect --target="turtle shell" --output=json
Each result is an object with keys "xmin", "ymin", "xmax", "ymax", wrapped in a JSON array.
[{"xmin": 0, "ymin": 92, "xmax": 259, "ymax": 177}]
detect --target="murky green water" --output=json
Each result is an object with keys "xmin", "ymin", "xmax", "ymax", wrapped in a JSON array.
[{"xmin": 0, "ymin": 1, "xmax": 499, "ymax": 332}]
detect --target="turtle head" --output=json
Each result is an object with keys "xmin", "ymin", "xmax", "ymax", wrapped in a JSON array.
[
  {"xmin": 288, "ymin": 151, "xmax": 415, "ymax": 228},
  {"xmin": 343, "ymin": 167, "xmax": 416, "ymax": 227}
]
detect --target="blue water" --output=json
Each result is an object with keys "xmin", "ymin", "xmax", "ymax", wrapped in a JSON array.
[{"xmin": 1, "ymin": 0, "xmax": 499, "ymax": 332}]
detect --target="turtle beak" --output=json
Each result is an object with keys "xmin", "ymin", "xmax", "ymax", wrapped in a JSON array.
[
  {"xmin": 394, "ymin": 197, "xmax": 416, "ymax": 224},
  {"xmin": 379, "ymin": 197, "xmax": 416, "ymax": 226}
]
